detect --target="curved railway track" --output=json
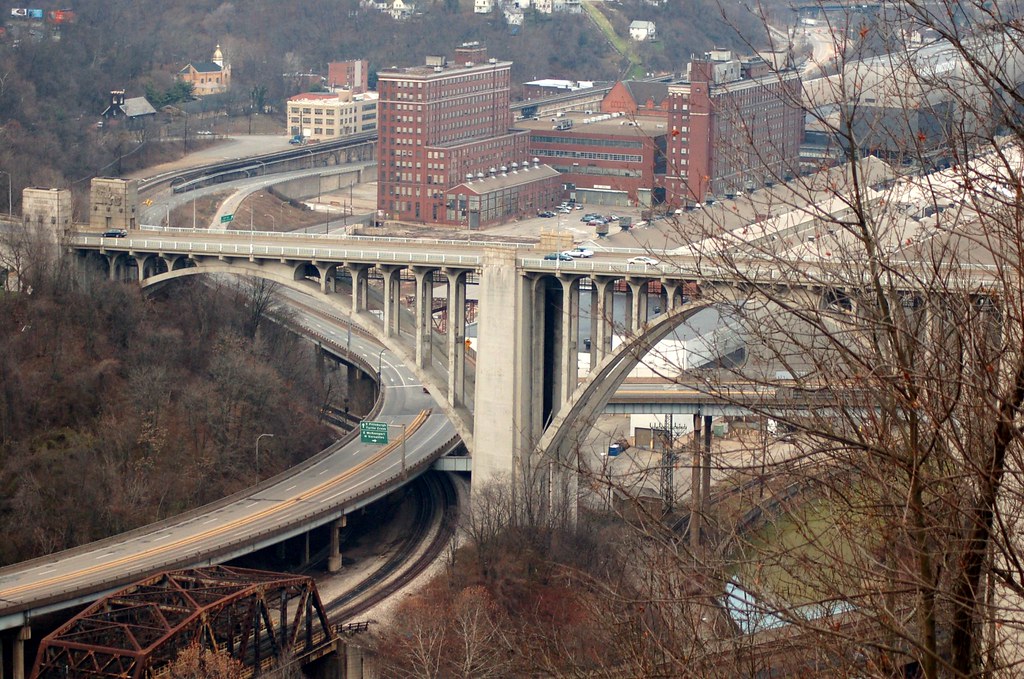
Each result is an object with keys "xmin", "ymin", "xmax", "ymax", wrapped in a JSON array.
[{"xmin": 326, "ymin": 471, "xmax": 459, "ymax": 622}]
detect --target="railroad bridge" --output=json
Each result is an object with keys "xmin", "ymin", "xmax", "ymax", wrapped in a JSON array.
[{"xmin": 30, "ymin": 566, "xmax": 336, "ymax": 679}]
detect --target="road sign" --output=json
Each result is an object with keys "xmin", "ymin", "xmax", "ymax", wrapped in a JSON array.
[
  {"xmin": 360, "ymin": 421, "xmax": 389, "ymax": 445},
  {"xmin": 220, "ymin": 214, "xmax": 234, "ymax": 223}
]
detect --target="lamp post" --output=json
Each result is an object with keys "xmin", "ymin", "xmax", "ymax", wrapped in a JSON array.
[
  {"xmin": 377, "ymin": 348, "xmax": 386, "ymax": 381},
  {"xmin": 264, "ymin": 213, "xmax": 276, "ymax": 230},
  {"xmin": 0, "ymin": 170, "xmax": 11, "ymax": 216},
  {"xmin": 164, "ymin": 204, "xmax": 170, "ymax": 228},
  {"xmin": 255, "ymin": 433, "xmax": 274, "ymax": 482}
]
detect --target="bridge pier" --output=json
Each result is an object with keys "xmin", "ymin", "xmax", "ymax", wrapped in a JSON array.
[
  {"xmin": 444, "ymin": 268, "xmax": 468, "ymax": 406},
  {"xmin": 473, "ymin": 249, "xmax": 536, "ymax": 486},
  {"xmin": 590, "ymin": 276, "xmax": 615, "ymax": 366},
  {"xmin": 688, "ymin": 414, "xmax": 714, "ymax": 549},
  {"xmin": 557, "ymin": 275, "xmax": 581, "ymax": 408},
  {"xmin": 328, "ymin": 515, "xmax": 346, "ymax": 573},
  {"xmin": 412, "ymin": 267, "xmax": 436, "ymax": 368},
  {"xmin": 10, "ymin": 626, "xmax": 28, "ymax": 679},
  {"xmin": 627, "ymin": 279, "xmax": 649, "ymax": 332},
  {"xmin": 349, "ymin": 264, "xmax": 370, "ymax": 313},
  {"xmin": 380, "ymin": 265, "xmax": 403, "ymax": 339}
]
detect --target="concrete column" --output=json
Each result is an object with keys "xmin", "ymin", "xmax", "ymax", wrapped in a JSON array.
[
  {"xmin": 317, "ymin": 264, "xmax": 337, "ymax": 294},
  {"xmin": 11, "ymin": 626, "xmax": 29, "ymax": 679},
  {"xmin": 445, "ymin": 269, "xmax": 467, "ymax": 406},
  {"xmin": 690, "ymin": 413, "xmax": 702, "ymax": 549},
  {"xmin": 557, "ymin": 275, "xmax": 580, "ymax": 407},
  {"xmin": 473, "ymin": 250, "xmax": 534, "ymax": 486},
  {"xmin": 327, "ymin": 516, "xmax": 346, "ymax": 573},
  {"xmin": 528, "ymin": 276, "xmax": 546, "ymax": 436},
  {"xmin": 380, "ymin": 266, "xmax": 403, "ymax": 339},
  {"xmin": 412, "ymin": 267, "xmax": 436, "ymax": 369},
  {"xmin": 303, "ymin": 530, "xmax": 310, "ymax": 565},
  {"xmin": 663, "ymin": 281, "xmax": 681, "ymax": 311},
  {"xmin": 348, "ymin": 264, "xmax": 369, "ymax": 313},
  {"xmin": 133, "ymin": 254, "xmax": 149, "ymax": 282},
  {"xmin": 106, "ymin": 253, "xmax": 120, "ymax": 281},
  {"xmin": 590, "ymin": 276, "xmax": 615, "ymax": 367},
  {"xmin": 628, "ymin": 279, "xmax": 648, "ymax": 333}
]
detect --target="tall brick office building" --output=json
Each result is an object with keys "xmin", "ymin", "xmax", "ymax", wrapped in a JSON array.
[
  {"xmin": 376, "ymin": 43, "xmax": 560, "ymax": 227},
  {"xmin": 665, "ymin": 50, "xmax": 803, "ymax": 206}
]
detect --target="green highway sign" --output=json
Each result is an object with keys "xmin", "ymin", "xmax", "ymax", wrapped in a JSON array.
[
  {"xmin": 220, "ymin": 214, "xmax": 234, "ymax": 223},
  {"xmin": 360, "ymin": 421, "xmax": 389, "ymax": 445}
]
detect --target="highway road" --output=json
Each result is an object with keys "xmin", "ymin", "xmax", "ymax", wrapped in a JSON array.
[{"xmin": 0, "ymin": 293, "xmax": 458, "ymax": 631}]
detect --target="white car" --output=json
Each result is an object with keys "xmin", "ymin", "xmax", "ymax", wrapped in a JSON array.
[
  {"xmin": 628, "ymin": 256, "xmax": 659, "ymax": 266},
  {"xmin": 564, "ymin": 248, "xmax": 594, "ymax": 259}
]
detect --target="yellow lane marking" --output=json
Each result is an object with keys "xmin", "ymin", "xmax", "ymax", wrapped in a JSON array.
[{"xmin": 0, "ymin": 410, "xmax": 431, "ymax": 600}]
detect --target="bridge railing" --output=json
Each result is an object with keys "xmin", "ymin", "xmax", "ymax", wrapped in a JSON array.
[{"xmin": 133, "ymin": 225, "xmax": 531, "ymax": 249}]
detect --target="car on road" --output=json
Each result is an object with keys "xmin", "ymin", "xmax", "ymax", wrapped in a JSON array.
[
  {"xmin": 544, "ymin": 252, "xmax": 573, "ymax": 261},
  {"xmin": 102, "ymin": 229, "xmax": 128, "ymax": 238},
  {"xmin": 538, "ymin": 210, "xmax": 556, "ymax": 218},
  {"xmin": 628, "ymin": 256, "xmax": 659, "ymax": 265},
  {"xmin": 564, "ymin": 248, "xmax": 594, "ymax": 258}
]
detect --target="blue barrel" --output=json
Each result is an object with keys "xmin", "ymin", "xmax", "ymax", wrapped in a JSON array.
[{"xmin": 608, "ymin": 444, "xmax": 621, "ymax": 457}]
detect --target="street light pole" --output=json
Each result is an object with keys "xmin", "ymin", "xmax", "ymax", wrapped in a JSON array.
[
  {"xmin": 255, "ymin": 433, "xmax": 274, "ymax": 483},
  {"xmin": 264, "ymin": 213, "xmax": 276, "ymax": 230},
  {"xmin": 377, "ymin": 348, "xmax": 386, "ymax": 381}
]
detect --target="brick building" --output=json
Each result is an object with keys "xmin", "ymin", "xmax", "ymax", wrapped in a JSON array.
[
  {"xmin": 327, "ymin": 59, "xmax": 369, "ymax": 93},
  {"xmin": 376, "ymin": 43, "xmax": 556, "ymax": 226},
  {"xmin": 519, "ymin": 112, "xmax": 666, "ymax": 207},
  {"xmin": 600, "ymin": 80, "xmax": 671, "ymax": 119},
  {"xmin": 665, "ymin": 51, "xmax": 802, "ymax": 206}
]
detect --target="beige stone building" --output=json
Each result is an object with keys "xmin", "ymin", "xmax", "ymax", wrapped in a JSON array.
[
  {"xmin": 89, "ymin": 178, "xmax": 139, "ymax": 232},
  {"xmin": 286, "ymin": 90, "xmax": 378, "ymax": 140}
]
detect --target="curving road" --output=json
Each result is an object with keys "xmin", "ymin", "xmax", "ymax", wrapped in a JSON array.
[{"xmin": 0, "ymin": 292, "xmax": 458, "ymax": 631}]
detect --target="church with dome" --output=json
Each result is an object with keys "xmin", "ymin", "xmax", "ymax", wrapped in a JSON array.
[{"xmin": 177, "ymin": 45, "xmax": 232, "ymax": 97}]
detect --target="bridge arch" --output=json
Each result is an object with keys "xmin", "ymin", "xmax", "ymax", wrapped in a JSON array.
[
  {"xmin": 138, "ymin": 259, "xmax": 478, "ymax": 450},
  {"xmin": 537, "ymin": 293, "xmax": 735, "ymax": 463}
]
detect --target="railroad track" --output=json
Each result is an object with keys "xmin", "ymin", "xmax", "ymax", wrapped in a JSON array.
[{"xmin": 324, "ymin": 471, "xmax": 458, "ymax": 622}]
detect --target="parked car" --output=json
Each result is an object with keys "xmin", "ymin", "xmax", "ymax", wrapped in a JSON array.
[
  {"xmin": 538, "ymin": 210, "xmax": 556, "ymax": 218},
  {"xmin": 574, "ymin": 205, "xmax": 583, "ymax": 210},
  {"xmin": 102, "ymin": 229, "xmax": 128, "ymax": 238},
  {"xmin": 565, "ymin": 247, "xmax": 594, "ymax": 258},
  {"xmin": 628, "ymin": 255, "xmax": 659, "ymax": 265},
  {"xmin": 544, "ymin": 252, "xmax": 573, "ymax": 261}
]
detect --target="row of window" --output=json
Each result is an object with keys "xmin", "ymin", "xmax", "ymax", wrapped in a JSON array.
[
  {"xmin": 533, "ymin": 134, "xmax": 643, "ymax": 149},
  {"xmin": 532, "ymin": 149, "xmax": 643, "ymax": 163}
]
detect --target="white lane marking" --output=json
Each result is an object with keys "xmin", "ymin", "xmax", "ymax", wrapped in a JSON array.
[
  {"xmin": 154, "ymin": 534, "xmax": 172, "ymax": 542},
  {"xmin": 318, "ymin": 469, "xmax": 330, "ymax": 476},
  {"xmin": 95, "ymin": 552, "xmax": 117, "ymax": 561},
  {"xmin": 285, "ymin": 484, "xmax": 297, "ymax": 491},
  {"xmin": 203, "ymin": 518, "xmax": 218, "ymax": 525},
  {"xmin": 40, "ymin": 567, "xmax": 57, "ymax": 574}
]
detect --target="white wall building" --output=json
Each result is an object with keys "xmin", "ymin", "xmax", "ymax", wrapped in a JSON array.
[
  {"xmin": 474, "ymin": 0, "xmax": 494, "ymax": 13},
  {"xmin": 286, "ymin": 90, "xmax": 378, "ymax": 140},
  {"xmin": 629, "ymin": 20, "xmax": 657, "ymax": 41}
]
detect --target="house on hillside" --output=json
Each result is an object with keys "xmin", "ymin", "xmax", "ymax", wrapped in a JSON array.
[
  {"xmin": 629, "ymin": 20, "xmax": 656, "ymax": 41},
  {"xmin": 100, "ymin": 90, "xmax": 157, "ymax": 127},
  {"xmin": 177, "ymin": 45, "xmax": 231, "ymax": 96},
  {"xmin": 475, "ymin": 0, "xmax": 494, "ymax": 13}
]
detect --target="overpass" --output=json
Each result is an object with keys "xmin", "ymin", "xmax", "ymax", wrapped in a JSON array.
[
  {"xmin": 0, "ymin": 296, "xmax": 457, "ymax": 641},
  {"xmin": 68, "ymin": 223, "xmax": 989, "ymax": 486}
]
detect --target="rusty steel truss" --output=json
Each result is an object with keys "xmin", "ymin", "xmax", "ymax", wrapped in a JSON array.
[{"xmin": 30, "ymin": 566, "xmax": 335, "ymax": 679}]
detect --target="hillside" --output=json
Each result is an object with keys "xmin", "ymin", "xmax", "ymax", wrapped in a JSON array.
[{"xmin": 0, "ymin": 0, "xmax": 771, "ymax": 210}]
